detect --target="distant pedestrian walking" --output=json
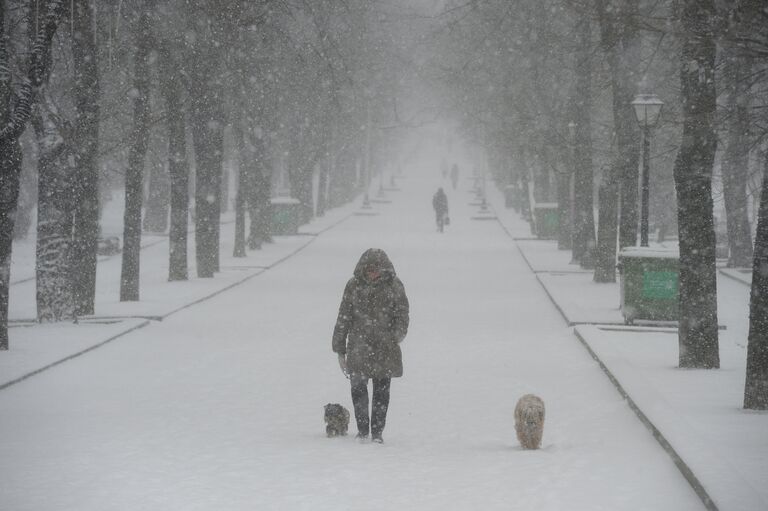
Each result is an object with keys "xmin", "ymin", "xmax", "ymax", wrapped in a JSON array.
[
  {"xmin": 450, "ymin": 164, "xmax": 459, "ymax": 190},
  {"xmin": 332, "ymin": 248, "xmax": 410, "ymax": 444},
  {"xmin": 433, "ymin": 187, "xmax": 449, "ymax": 232}
]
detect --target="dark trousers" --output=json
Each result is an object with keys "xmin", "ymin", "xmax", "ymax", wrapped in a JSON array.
[
  {"xmin": 350, "ymin": 375, "xmax": 391, "ymax": 437},
  {"xmin": 435, "ymin": 211, "xmax": 445, "ymax": 232}
]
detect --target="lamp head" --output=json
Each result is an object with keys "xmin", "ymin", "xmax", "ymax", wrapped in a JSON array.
[{"xmin": 631, "ymin": 94, "xmax": 664, "ymax": 128}]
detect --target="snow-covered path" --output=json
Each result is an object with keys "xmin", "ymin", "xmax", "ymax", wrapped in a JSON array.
[{"xmin": 0, "ymin": 172, "xmax": 703, "ymax": 510}]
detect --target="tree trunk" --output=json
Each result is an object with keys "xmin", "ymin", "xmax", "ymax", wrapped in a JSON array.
[
  {"xmin": 244, "ymin": 135, "xmax": 261, "ymax": 250},
  {"xmin": 0, "ymin": 0, "xmax": 64, "ymax": 348},
  {"xmin": 159, "ymin": 45, "xmax": 189, "ymax": 282},
  {"xmin": 316, "ymin": 128, "xmax": 332, "ymax": 218},
  {"xmin": 721, "ymin": 53, "xmax": 753, "ymax": 268},
  {"xmin": 299, "ymin": 167, "xmax": 314, "ymax": 223},
  {"xmin": 674, "ymin": 0, "xmax": 719, "ymax": 369},
  {"xmin": 553, "ymin": 142, "xmax": 572, "ymax": 249},
  {"xmin": 30, "ymin": 1, "xmax": 75, "ymax": 321},
  {"xmin": 532, "ymin": 156, "xmax": 550, "ymax": 203},
  {"xmin": 594, "ymin": 178, "xmax": 619, "ymax": 282},
  {"xmin": 143, "ymin": 160, "xmax": 169, "ymax": 233},
  {"xmin": 594, "ymin": 0, "xmax": 640, "ymax": 282},
  {"xmin": 13, "ymin": 137, "xmax": 36, "ymax": 240},
  {"xmin": 571, "ymin": 15, "xmax": 596, "ymax": 268},
  {"xmin": 594, "ymin": 69, "xmax": 638, "ymax": 282},
  {"xmin": 232, "ymin": 120, "xmax": 246, "ymax": 257},
  {"xmin": 744, "ymin": 150, "xmax": 768, "ymax": 409},
  {"xmin": 71, "ymin": 0, "xmax": 100, "ymax": 316},
  {"xmin": 330, "ymin": 144, "xmax": 356, "ymax": 207},
  {"xmin": 213, "ymin": 157, "xmax": 223, "ymax": 271},
  {"xmin": 247, "ymin": 135, "xmax": 271, "ymax": 248},
  {"xmin": 287, "ymin": 139, "xmax": 315, "ymax": 224},
  {"xmin": 32, "ymin": 89, "xmax": 75, "ymax": 322},
  {"xmin": 120, "ymin": 8, "xmax": 152, "ymax": 301},
  {"xmin": 556, "ymin": 169, "xmax": 572, "ymax": 249},
  {"xmin": 0, "ymin": 139, "xmax": 21, "ymax": 350},
  {"xmin": 316, "ymin": 155, "xmax": 329, "ymax": 217},
  {"xmin": 184, "ymin": 12, "xmax": 226, "ymax": 278},
  {"xmin": 518, "ymin": 146, "xmax": 532, "ymax": 223},
  {"xmin": 616, "ymin": 1, "xmax": 641, "ymax": 250},
  {"xmin": 189, "ymin": 78, "xmax": 224, "ymax": 277},
  {"xmin": 220, "ymin": 159, "xmax": 230, "ymax": 214}
]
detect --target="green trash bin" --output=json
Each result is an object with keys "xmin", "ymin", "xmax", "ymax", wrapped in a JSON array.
[
  {"xmin": 618, "ymin": 247, "xmax": 679, "ymax": 324},
  {"xmin": 270, "ymin": 197, "xmax": 302, "ymax": 235},
  {"xmin": 533, "ymin": 203, "xmax": 559, "ymax": 239}
]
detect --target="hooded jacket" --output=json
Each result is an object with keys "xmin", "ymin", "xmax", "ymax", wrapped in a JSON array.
[
  {"xmin": 332, "ymin": 249, "xmax": 410, "ymax": 378},
  {"xmin": 433, "ymin": 188, "xmax": 448, "ymax": 215}
]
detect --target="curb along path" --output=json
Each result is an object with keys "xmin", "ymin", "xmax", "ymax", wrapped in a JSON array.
[{"xmin": 571, "ymin": 326, "xmax": 718, "ymax": 511}]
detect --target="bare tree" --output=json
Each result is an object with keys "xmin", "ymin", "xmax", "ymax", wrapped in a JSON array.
[
  {"xmin": 720, "ymin": 51, "xmax": 753, "ymax": 268},
  {"xmin": 744, "ymin": 149, "xmax": 768, "ymax": 409},
  {"xmin": 614, "ymin": 0, "xmax": 641, "ymax": 253},
  {"xmin": 232, "ymin": 116, "xmax": 247, "ymax": 258},
  {"xmin": 719, "ymin": 0, "xmax": 761, "ymax": 268},
  {"xmin": 120, "ymin": 5, "xmax": 153, "ymax": 301},
  {"xmin": 571, "ymin": 11, "xmax": 596, "ymax": 269},
  {"xmin": 32, "ymin": 88, "xmax": 76, "ymax": 322},
  {"xmin": 593, "ymin": 0, "xmax": 641, "ymax": 283},
  {"xmin": 143, "ymin": 163, "xmax": 170, "ymax": 233},
  {"xmin": 0, "ymin": 0, "xmax": 64, "ymax": 349},
  {"xmin": 159, "ymin": 43, "xmax": 189, "ymax": 282},
  {"xmin": 674, "ymin": 0, "xmax": 720, "ymax": 369},
  {"xmin": 71, "ymin": 0, "xmax": 100, "ymax": 315},
  {"xmin": 186, "ymin": 8, "xmax": 226, "ymax": 278}
]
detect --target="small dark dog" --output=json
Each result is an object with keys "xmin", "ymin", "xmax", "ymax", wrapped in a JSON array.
[
  {"xmin": 514, "ymin": 394, "xmax": 545, "ymax": 449},
  {"xmin": 324, "ymin": 403, "xmax": 350, "ymax": 437}
]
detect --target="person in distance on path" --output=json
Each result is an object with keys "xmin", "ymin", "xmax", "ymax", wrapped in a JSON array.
[
  {"xmin": 433, "ymin": 187, "xmax": 449, "ymax": 233},
  {"xmin": 450, "ymin": 163, "xmax": 459, "ymax": 190},
  {"xmin": 332, "ymin": 248, "xmax": 410, "ymax": 444}
]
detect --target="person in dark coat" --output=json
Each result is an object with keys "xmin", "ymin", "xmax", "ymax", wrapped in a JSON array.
[
  {"xmin": 432, "ymin": 187, "xmax": 449, "ymax": 232},
  {"xmin": 332, "ymin": 248, "xmax": 410, "ymax": 443}
]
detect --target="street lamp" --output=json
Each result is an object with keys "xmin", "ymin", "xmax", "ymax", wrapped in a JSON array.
[{"xmin": 631, "ymin": 93, "xmax": 664, "ymax": 247}]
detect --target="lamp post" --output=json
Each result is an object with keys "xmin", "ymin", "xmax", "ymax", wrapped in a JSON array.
[{"xmin": 630, "ymin": 94, "xmax": 664, "ymax": 247}]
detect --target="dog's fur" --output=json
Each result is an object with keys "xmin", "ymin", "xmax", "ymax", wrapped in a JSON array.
[
  {"xmin": 324, "ymin": 403, "xmax": 350, "ymax": 437},
  {"xmin": 514, "ymin": 394, "xmax": 545, "ymax": 449}
]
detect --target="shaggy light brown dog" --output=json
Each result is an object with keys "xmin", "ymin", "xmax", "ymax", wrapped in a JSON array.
[
  {"xmin": 514, "ymin": 394, "xmax": 545, "ymax": 449},
  {"xmin": 324, "ymin": 403, "xmax": 350, "ymax": 437}
]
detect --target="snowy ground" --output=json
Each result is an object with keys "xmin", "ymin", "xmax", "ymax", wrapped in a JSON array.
[
  {"xmin": 0, "ymin": 164, "xmax": 726, "ymax": 510},
  {"xmin": 487, "ymin": 184, "xmax": 768, "ymax": 511}
]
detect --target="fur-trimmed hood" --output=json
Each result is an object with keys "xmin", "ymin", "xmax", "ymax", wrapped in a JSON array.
[{"xmin": 352, "ymin": 248, "xmax": 396, "ymax": 282}]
